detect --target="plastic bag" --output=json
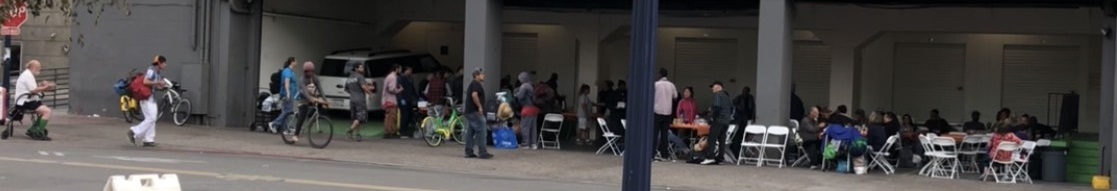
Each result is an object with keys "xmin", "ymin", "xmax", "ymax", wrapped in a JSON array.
[{"xmin": 492, "ymin": 127, "xmax": 518, "ymax": 149}]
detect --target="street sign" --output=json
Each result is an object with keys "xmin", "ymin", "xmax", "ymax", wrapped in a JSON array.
[{"xmin": 1, "ymin": 2, "xmax": 27, "ymax": 36}]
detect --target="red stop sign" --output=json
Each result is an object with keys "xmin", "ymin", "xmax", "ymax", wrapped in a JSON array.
[{"xmin": 1, "ymin": 2, "xmax": 27, "ymax": 35}]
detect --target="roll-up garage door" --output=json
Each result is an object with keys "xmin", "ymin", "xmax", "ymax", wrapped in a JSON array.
[
  {"xmin": 893, "ymin": 43, "xmax": 966, "ymax": 122},
  {"xmin": 1002, "ymin": 45, "xmax": 1079, "ymax": 122},
  {"xmin": 502, "ymin": 33, "xmax": 539, "ymax": 78},
  {"xmin": 675, "ymin": 38, "xmax": 739, "ymax": 110},
  {"xmin": 793, "ymin": 41, "xmax": 832, "ymax": 110}
]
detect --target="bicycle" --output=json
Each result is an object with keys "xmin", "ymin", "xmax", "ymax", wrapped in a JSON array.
[
  {"xmin": 115, "ymin": 68, "xmax": 143, "ymax": 123},
  {"xmin": 155, "ymin": 78, "xmax": 192, "ymax": 126},
  {"xmin": 418, "ymin": 97, "xmax": 466, "ymax": 147},
  {"xmin": 280, "ymin": 103, "xmax": 333, "ymax": 148}
]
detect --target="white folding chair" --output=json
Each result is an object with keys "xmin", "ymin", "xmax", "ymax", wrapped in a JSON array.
[
  {"xmin": 929, "ymin": 137, "xmax": 960, "ymax": 179},
  {"xmin": 539, "ymin": 114, "xmax": 565, "ymax": 150},
  {"xmin": 736, "ymin": 125, "xmax": 768, "ymax": 166},
  {"xmin": 722, "ymin": 124, "xmax": 740, "ymax": 163},
  {"xmin": 918, "ymin": 135, "xmax": 937, "ymax": 176},
  {"xmin": 761, "ymin": 126, "xmax": 790, "ymax": 168},
  {"xmin": 869, "ymin": 135, "xmax": 899, "ymax": 174},
  {"xmin": 983, "ymin": 142, "xmax": 1021, "ymax": 183},
  {"xmin": 1014, "ymin": 141, "xmax": 1038, "ymax": 184},
  {"xmin": 789, "ymin": 127, "xmax": 810, "ymax": 167},
  {"xmin": 595, "ymin": 118, "xmax": 622, "ymax": 155},
  {"xmin": 958, "ymin": 135, "xmax": 985, "ymax": 173}
]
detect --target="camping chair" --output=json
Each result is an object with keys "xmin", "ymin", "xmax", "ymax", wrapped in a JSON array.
[
  {"xmin": 539, "ymin": 113, "xmax": 564, "ymax": 149},
  {"xmin": 595, "ymin": 118, "xmax": 622, "ymax": 155},
  {"xmin": 868, "ymin": 135, "xmax": 899, "ymax": 174},
  {"xmin": 736, "ymin": 125, "xmax": 768, "ymax": 166}
]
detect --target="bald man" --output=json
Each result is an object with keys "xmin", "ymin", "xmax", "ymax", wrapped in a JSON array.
[{"xmin": 15, "ymin": 60, "xmax": 56, "ymax": 141}]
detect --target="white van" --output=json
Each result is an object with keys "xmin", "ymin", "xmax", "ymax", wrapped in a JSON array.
[{"xmin": 317, "ymin": 50, "xmax": 448, "ymax": 112}]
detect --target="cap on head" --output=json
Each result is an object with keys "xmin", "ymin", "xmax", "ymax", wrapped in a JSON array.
[{"xmin": 472, "ymin": 68, "xmax": 484, "ymax": 77}]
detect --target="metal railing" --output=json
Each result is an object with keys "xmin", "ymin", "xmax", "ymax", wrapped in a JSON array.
[{"xmin": 7, "ymin": 67, "xmax": 70, "ymax": 108}]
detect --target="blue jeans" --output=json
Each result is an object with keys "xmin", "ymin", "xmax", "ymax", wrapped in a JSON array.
[
  {"xmin": 271, "ymin": 99, "xmax": 295, "ymax": 134},
  {"xmin": 464, "ymin": 113, "xmax": 489, "ymax": 155}
]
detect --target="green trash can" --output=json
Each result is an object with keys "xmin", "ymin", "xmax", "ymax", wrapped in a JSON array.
[{"xmin": 1042, "ymin": 147, "xmax": 1067, "ymax": 182}]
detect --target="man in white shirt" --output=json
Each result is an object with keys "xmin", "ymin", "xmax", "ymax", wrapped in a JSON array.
[
  {"xmin": 15, "ymin": 60, "xmax": 56, "ymax": 141},
  {"xmin": 653, "ymin": 68, "xmax": 678, "ymax": 160}
]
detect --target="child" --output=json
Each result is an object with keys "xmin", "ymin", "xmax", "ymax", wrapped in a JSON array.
[{"xmin": 577, "ymin": 84, "xmax": 599, "ymax": 145}]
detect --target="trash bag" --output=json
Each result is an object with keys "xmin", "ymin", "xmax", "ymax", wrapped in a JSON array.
[{"xmin": 492, "ymin": 127, "xmax": 518, "ymax": 149}]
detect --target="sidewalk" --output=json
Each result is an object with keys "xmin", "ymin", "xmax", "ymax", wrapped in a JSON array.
[{"xmin": 16, "ymin": 114, "xmax": 1091, "ymax": 191}]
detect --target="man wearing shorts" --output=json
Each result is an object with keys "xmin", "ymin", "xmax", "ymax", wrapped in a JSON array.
[
  {"xmin": 346, "ymin": 63, "xmax": 374, "ymax": 141},
  {"xmin": 14, "ymin": 60, "xmax": 56, "ymax": 141}
]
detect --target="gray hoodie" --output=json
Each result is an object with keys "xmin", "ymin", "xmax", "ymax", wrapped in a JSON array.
[{"xmin": 515, "ymin": 72, "xmax": 535, "ymax": 108}]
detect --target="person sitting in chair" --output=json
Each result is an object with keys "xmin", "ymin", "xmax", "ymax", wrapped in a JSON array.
[{"xmin": 15, "ymin": 60, "xmax": 56, "ymax": 141}]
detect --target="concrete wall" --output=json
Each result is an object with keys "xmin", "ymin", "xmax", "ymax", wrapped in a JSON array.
[
  {"xmin": 17, "ymin": 7, "xmax": 71, "ymax": 70},
  {"xmin": 69, "ymin": 0, "xmax": 201, "ymax": 116},
  {"xmin": 859, "ymin": 33, "xmax": 1101, "ymax": 132}
]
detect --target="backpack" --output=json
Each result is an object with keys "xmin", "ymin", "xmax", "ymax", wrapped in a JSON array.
[
  {"xmin": 129, "ymin": 72, "xmax": 152, "ymax": 100},
  {"xmin": 268, "ymin": 69, "xmax": 282, "ymax": 94}
]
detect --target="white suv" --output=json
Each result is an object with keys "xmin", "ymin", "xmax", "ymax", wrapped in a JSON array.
[{"xmin": 317, "ymin": 50, "xmax": 447, "ymax": 112}]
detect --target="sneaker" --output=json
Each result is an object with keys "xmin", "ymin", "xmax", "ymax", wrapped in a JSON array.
[
  {"xmin": 478, "ymin": 153, "xmax": 494, "ymax": 159},
  {"xmin": 654, "ymin": 157, "xmax": 667, "ymax": 162},
  {"xmin": 142, "ymin": 142, "xmax": 158, "ymax": 147},
  {"xmin": 291, "ymin": 136, "xmax": 299, "ymax": 142},
  {"xmin": 267, "ymin": 122, "xmax": 277, "ymax": 133},
  {"xmin": 531, "ymin": 145, "xmax": 538, "ymax": 150},
  {"xmin": 465, "ymin": 153, "xmax": 478, "ymax": 158},
  {"xmin": 810, "ymin": 165, "xmax": 820, "ymax": 170},
  {"xmin": 127, "ymin": 130, "xmax": 137, "ymax": 146},
  {"xmin": 700, "ymin": 159, "xmax": 718, "ymax": 165},
  {"xmin": 345, "ymin": 129, "xmax": 355, "ymax": 140}
]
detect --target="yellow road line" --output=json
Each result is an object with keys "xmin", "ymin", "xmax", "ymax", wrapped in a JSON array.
[{"xmin": 0, "ymin": 156, "xmax": 442, "ymax": 191}]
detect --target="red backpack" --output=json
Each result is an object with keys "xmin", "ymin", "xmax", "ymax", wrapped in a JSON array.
[{"xmin": 129, "ymin": 73, "xmax": 152, "ymax": 100}]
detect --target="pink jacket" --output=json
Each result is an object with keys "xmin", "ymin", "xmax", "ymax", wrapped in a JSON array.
[
  {"xmin": 677, "ymin": 98, "xmax": 697, "ymax": 124},
  {"xmin": 382, "ymin": 72, "xmax": 401, "ymax": 106}
]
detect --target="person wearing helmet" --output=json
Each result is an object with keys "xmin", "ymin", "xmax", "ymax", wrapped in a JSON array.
[{"xmin": 289, "ymin": 61, "xmax": 328, "ymax": 142}]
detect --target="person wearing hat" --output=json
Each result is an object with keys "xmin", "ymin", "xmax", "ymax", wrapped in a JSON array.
[
  {"xmin": 464, "ymin": 68, "xmax": 493, "ymax": 159},
  {"xmin": 699, "ymin": 81, "xmax": 734, "ymax": 165},
  {"xmin": 290, "ymin": 61, "xmax": 329, "ymax": 143}
]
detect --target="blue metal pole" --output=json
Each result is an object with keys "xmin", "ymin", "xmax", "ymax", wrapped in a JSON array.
[
  {"xmin": 3, "ymin": 35, "xmax": 9, "ymax": 110},
  {"xmin": 622, "ymin": 0, "xmax": 657, "ymax": 190}
]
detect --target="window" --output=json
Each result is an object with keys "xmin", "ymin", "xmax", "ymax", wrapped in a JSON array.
[{"xmin": 319, "ymin": 58, "xmax": 352, "ymax": 77}]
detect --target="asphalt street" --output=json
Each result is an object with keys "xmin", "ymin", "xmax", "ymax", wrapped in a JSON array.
[{"xmin": 0, "ymin": 142, "xmax": 662, "ymax": 191}]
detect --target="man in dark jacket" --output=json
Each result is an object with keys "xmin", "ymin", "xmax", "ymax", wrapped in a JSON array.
[
  {"xmin": 451, "ymin": 67, "xmax": 465, "ymax": 104},
  {"xmin": 790, "ymin": 83, "xmax": 805, "ymax": 121},
  {"xmin": 398, "ymin": 67, "xmax": 420, "ymax": 138},
  {"xmin": 733, "ymin": 86, "xmax": 755, "ymax": 125},
  {"xmin": 700, "ymin": 81, "xmax": 734, "ymax": 165},
  {"xmin": 598, "ymin": 80, "xmax": 614, "ymax": 115}
]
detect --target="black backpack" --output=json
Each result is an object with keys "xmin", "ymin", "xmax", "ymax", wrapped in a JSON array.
[{"xmin": 268, "ymin": 69, "xmax": 282, "ymax": 94}]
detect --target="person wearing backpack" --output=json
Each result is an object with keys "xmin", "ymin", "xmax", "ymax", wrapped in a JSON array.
[
  {"xmin": 15, "ymin": 60, "xmax": 57, "ymax": 141},
  {"xmin": 269, "ymin": 58, "xmax": 300, "ymax": 138},
  {"xmin": 127, "ymin": 56, "xmax": 169, "ymax": 147}
]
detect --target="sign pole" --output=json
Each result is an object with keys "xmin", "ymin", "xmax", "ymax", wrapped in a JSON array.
[{"xmin": 3, "ymin": 34, "xmax": 9, "ymax": 110}]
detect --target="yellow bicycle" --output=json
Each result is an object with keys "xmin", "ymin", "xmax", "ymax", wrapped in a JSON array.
[{"xmin": 419, "ymin": 97, "xmax": 466, "ymax": 147}]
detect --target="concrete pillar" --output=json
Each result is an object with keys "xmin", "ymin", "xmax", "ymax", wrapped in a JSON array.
[
  {"xmin": 814, "ymin": 30, "xmax": 875, "ymax": 110},
  {"xmin": 1104, "ymin": 15, "xmax": 1116, "ymax": 184},
  {"xmin": 464, "ymin": 0, "xmax": 502, "ymax": 98},
  {"xmin": 569, "ymin": 15, "xmax": 601, "ymax": 100},
  {"xmin": 755, "ymin": 0, "xmax": 792, "ymax": 126}
]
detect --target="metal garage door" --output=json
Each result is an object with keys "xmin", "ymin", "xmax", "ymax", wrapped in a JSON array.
[
  {"xmin": 674, "ymin": 38, "xmax": 739, "ymax": 110},
  {"xmin": 892, "ymin": 43, "xmax": 966, "ymax": 122},
  {"xmin": 502, "ymin": 33, "xmax": 539, "ymax": 79},
  {"xmin": 1002, "ymin": 45, "xmax": 1079, "ymax": 122},
  {"xmin": 793, "ymin": 41, "xmax": 831, "ymax": 110}
]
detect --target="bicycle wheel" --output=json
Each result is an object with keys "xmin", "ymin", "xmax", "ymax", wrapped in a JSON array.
[
  {"xmin": 172, "ymin": 99, "xmax": 192, "ymax": 126},
  {"xmin": 280, "ymin": 116, "xmax": 297, "ymax": 145},
  {"xmin": 307, "ymin": 115, "xmax": 333, "ymax": 149},
  {"xmin": 450, "ymin": 117, "xmax": 466, "ymax": 145},
  {"xmin": 120, "ymin": 95, "xmax": 134, "ymax": 123},
  {"xmin": 421, "ymin": 117, "xmax": 440, "ymax": 147},
  {"xmin": 156, "ymin": 95, "xmax": 172, "ymax": 120}
]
